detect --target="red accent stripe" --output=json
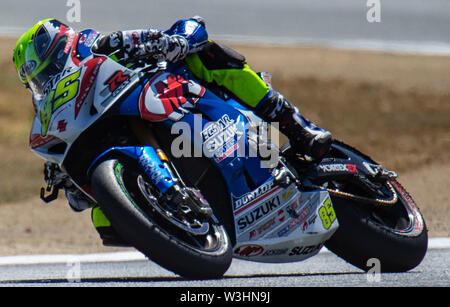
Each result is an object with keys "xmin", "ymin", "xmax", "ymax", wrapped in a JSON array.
[
  {"xmin": 29, "ymin": 133, "xmax": 56, "ymax": 149},
  {"xmin": 234, "ymin": 186, "xmax": 281, "ymax": 216},
  {"xmin": 74, "ymin": 56, "xmax": 106, "ymax": 118},
  {"xmin": 70, "ymin": 33, "xmax": 81, "ymax": 66}
]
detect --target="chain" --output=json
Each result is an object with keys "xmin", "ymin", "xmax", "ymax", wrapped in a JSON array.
[{"xmin": 326, "ymin": 181, "xmax": 398, "ymax": 206}]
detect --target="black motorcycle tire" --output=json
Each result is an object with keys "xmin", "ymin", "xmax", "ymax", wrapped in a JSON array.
[
  {"xmin": 323, "ymin": 143, "xmax": 428, "ymax": 273},
  {"xmin": 90, "ymin": 159, "xmax": 232, "ymax": 279}
]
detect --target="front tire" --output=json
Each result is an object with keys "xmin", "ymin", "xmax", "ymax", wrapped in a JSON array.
[{"xmin": 91, "ymin": 159, "xmax": 232, "ymax": 279}]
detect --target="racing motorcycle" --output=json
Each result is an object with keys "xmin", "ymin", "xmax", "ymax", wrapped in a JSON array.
[{"xmin": 32, "ymin": 54, "xmax": 427, "ymax": 279}]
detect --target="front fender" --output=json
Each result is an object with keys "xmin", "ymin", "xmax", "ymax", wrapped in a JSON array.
[{"xmin": 87, "ymin": 146, "xmax": 174, "ymax": 193}]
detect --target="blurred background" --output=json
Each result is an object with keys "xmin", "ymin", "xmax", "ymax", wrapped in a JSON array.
[{"xmin": 0, "ymin": 0, "xmax": 449, "ymax": 255}]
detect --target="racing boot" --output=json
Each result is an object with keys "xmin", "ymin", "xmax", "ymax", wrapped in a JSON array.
[{"xmin": 255, "ymin": 91, "xmax": 332, "ymax": 161}]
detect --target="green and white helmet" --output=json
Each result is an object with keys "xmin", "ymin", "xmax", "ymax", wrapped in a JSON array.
[{"xmin": 12, "ymin": 19, "xmax": 76, "ymax": 99}]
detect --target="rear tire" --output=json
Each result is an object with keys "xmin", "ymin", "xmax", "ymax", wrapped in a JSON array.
[
  {"xmin": 298, "ymin": 140, "xmax": 428, "ymax": 272},
  {"xmin": 325, "ymin": 180, "xmax": 427, "ymax": 272},
  {"xmin": 91, "ymin": 159, "xmax": 232, "ymax": 279}
]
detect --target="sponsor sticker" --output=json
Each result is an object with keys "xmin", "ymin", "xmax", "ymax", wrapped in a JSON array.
[
  {"xmin": 138, "ymin": 152, "xmax": 165, "ymax": 185},
  {"xmin": 234, "ymin": 244, "xmax": 264, "ymax": 257},
  {"xmin": 104, "ymin": 70, "xmax": 130, "ymax": 95},
  {"xmin": 232, "ymin": 180, "xmax": 275, "ymax": 212},
  {"xmin": 319, "ymin": 163, "xmax": 358, "ymax": 174},
  {"xmin": 288, "ymin": 244, "xmax": 323, "ymax": 256},
  {"xmin": 262, "ymin": 248, "xmax": 288, "ymax": 257},
  {"xmin": 139, "ymin": 73, "xmax": 205, "ymax": 122},
  {"xmin": 277, "ymin": 202, "xmax": 314, "ymax": 237},
  {"xmin": 84, "ymin": 32, "xmax": 98, "ymax": 47},
  {"xmin": 249, "ymin": 217, "xmax": 276, "ymax": 240},
  {"xmin": 237, "ymin": 195, "xmax": 281, "ymax": 232},
  {"xmin": 202, "ymin": 114, "xmax": 242, "ymax": 163}
]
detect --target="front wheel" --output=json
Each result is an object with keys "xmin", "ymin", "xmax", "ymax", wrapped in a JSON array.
[{"xmin": 90, "ymin": 159, "xmax": 232, "ymax": 279}]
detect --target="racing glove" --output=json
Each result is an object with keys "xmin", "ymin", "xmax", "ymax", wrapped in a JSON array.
[
  {"xmin": 92, "ymin": 29, "xmax": 189, "ymax": 64},
  {"xmin": 131, "ymin": 30, "xmax": 189, "ymax": 63}
]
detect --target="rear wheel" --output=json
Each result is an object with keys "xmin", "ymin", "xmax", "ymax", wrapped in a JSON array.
[
  {"xmin": 325, "ymin": 178, "xmax": 428, "ymax": 272},
  {"xmin": 299, "ymin": 141, "xmax": 428, "ymax": 272},
  {"xmin": 91, "ymin": 158, "xmax": 232, "ymax": 279}
]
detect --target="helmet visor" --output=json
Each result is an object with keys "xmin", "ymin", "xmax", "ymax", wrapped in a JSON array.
[{"xmin": 33, "ymin": 23, "xmax": 52, "ymax": 60}]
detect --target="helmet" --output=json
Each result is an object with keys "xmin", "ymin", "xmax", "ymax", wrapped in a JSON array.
[{"xmin": 12, "ymin": 19, "xmax": 76, "ymax": 99}]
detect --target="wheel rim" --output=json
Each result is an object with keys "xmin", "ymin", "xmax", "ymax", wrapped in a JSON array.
[
  {"xmin": 137, "ymin": 175, "xmax": 210, "ymax": 236},
  {"xmin": 115, "ymin": 161, "xmax": 230, "ymax": 255},
  {"xmin": 332, "ymin": 178, "xmax": 424, "ymax": 237}
]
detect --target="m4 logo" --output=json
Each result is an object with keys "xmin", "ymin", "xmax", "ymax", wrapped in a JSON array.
[
  {"xmin": 40, "ymin": 69, "xmax": 81, "ymax": 136},
  {"xmin": 104, "ymin": 70, "xmax": 130, "ymax": 94}
]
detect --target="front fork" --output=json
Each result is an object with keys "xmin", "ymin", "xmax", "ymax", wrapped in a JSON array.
[{"xmin": 88, "ymin": 120, "xmax": 213, "ymax": 217}]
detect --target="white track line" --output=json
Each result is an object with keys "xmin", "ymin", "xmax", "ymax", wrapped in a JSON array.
[
  {"xmin": 0, "ymin": 251, "xmax": 146, "ymax": 266},
  {"xmin": 427, "ymin": 237, "xmax": 450, "ymax": 249},
  {"xmin": 0, "ymin": 238, "xmax": 448, "ymax": 266}
]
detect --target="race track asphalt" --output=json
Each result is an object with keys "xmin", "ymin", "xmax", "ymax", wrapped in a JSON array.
[{"xmin": 0, "ymin": 245, "xmax": 448, "ymax": 288}]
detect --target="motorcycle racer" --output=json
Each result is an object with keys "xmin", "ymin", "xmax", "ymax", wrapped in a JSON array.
[{"xmin": 12, "ymin": 17, "xmax": 332, "ymax": 246}]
